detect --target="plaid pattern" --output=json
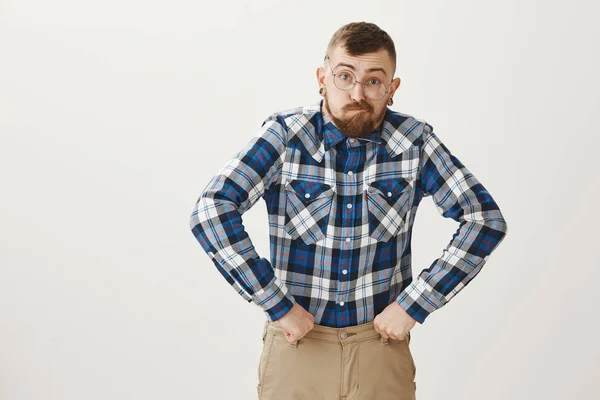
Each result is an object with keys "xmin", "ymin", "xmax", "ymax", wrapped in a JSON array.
[{"xmin": 190, "ymin": 99, "xmax": 508, "ymax": 327}]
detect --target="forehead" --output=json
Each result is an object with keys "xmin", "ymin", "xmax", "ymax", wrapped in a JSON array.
[{"xmin": 329, "ymin": 45, "xmax": 394, "ymax": 75}]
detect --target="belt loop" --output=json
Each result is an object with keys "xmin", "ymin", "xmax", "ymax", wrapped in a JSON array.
[
  {"xmin": 380, "ymin": 335, "xmax": 388, "ymax": 346},
  {"xmin": 290, "ymin": 339, "xmax": 298, "ymax": 348},
  {"xmin": 262, "ymin": 320, "xmax": 269, "ymax": 342}
]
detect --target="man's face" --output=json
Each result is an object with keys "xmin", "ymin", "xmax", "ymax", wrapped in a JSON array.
[{"xmin": 316, "ymin": 45, "xmax": 401, "ymax": 138}]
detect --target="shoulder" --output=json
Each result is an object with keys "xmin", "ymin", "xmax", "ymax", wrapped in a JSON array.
[
  {"xmin": 260, "ymin": 103, "xmax": 323, "ymax": 154},
  {"xmin": 385, "ymin": 108, "xmax": 434, "ymax": 136},
  {"xmin": 261, "ymin": 103, "xmax": 321, "ymax": 131},
  {"xmin": 381, "ymin": 108, "xmax": 434, "ymax": 155}
]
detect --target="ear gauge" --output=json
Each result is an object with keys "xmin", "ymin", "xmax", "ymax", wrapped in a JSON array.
[
  {"xmin": 319, "ymin": 86, "xmax": 325, "ymax": 96},
  {"xmin": 388, "ymin": 97, "xmax": 394, "ymax": 106}
]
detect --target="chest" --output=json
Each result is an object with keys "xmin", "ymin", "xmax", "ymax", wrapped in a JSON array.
[{"xmin": 280, "ymin": 143, "xmax": 420, "ymax": 194}]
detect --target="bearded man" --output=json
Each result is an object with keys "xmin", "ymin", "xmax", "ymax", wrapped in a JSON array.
[{"xmin": 190, "ymin": 21, "xmax": 508, "ymax": 400}]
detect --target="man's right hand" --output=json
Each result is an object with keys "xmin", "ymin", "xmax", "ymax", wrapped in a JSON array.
[{"xmin": 275, "ymin": 302, "xmax": 315, "ymax": 343}]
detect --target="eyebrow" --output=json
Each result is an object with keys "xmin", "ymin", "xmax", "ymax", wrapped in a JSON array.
[{"xmin": 333, "ymin": 62, "xmax": 388, "ymax": 77}]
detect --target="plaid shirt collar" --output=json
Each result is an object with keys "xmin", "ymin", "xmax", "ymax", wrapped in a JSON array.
[{"xmin": 291, "ymin": 99, "xmax": 423, "ymax": 163}]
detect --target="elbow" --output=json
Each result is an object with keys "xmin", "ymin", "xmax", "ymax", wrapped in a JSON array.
[
  {"xmin": 189, "ymin": 194, "xmax": 227, "ymax": 244},
  {"xmin": 189, "ymin": 196, "xmax": 208, "ymax": 238},
  {"xmin": 488, "ymin": 216, "xmax": 508, "ymax": 242},
  {"xmin": 190, "ymin": 212, "xmax": 201, "ymax": 236},
  {"xmin": 496, "ymin": 208, "xmax": 508, "ymax": 237},
  {"xmin": 498, "ymin": 219, "xmax": 508, "ymax": 239},
  {"xmin": 189, "ymin": 210, "xmax": 204, "ymax": 241},
  {"xmin": 189, "ymin": 206, "xmax": 214, "ymax": 255}
]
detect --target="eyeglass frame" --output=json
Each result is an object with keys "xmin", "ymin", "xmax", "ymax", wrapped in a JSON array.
[{"xmin": 323, "ymin": 54, "xmax": 394, "ymax": 100}]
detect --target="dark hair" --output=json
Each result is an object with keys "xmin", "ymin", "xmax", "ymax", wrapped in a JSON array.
[{"xmin": 326, "ymin": 22, "xmax": 397, "ymax": 71}]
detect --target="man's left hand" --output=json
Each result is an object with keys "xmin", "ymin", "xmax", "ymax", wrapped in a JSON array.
[{"xmin": 373, "ymin": 301, "xmax": 417, "ymax": 340}]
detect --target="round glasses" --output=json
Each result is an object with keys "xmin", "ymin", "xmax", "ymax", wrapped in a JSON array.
[{"xmin": 325, "ymin": 54, "xmax": 392, "ymax": 101}]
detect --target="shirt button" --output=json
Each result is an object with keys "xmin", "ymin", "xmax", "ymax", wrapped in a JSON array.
[
  {"xmin": 345, "ymin": 237, "xmax": 351, "ymax": 243},
  {"xmin": 347, "ymin": 203, "xmax": 352, "ymax": 209},
  {"xmin": 340, "ymin": 331, "xmax": 348, "ymax": 340},
  {"xmin": 342, "ymin": 269, "xmax": 348, "ymax": 275},
  {"xmin": 339, "ymin": 301, "xmax": 345, "ymax": 306},
  {"xmin": 387, "ymin": 191, "xmax": 392, "ymax": 197},
  {"xmin": 305, "ymin": 193, "xmax": 311, "ymax": 198},
  {"xmin": 348, "ymin": 138, "xmax": 356, "ymax": 144},
  {"xmin": 347, "ymin": 171, "xmax": 353, "ymax": 176}
]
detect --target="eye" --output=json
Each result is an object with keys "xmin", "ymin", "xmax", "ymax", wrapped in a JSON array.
[
  {"xmin": 339, "ymin": 73, "xmax": 351, "ymax": 81},
  {"xmin": 367, "ymin": 78, "xmax": 381, "ymax": 85}
]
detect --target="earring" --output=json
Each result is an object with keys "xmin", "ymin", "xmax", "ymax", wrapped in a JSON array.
[
  {"xmin": 388, "ymin": 97, "xmax": 394, "ymax": 106},
  {"xmin": 319, "ymin": 86, "xmax": 325, "ymax": 96}
]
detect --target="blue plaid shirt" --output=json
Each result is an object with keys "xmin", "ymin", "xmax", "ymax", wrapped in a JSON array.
[{"xmin": 189, "ymin": 100, "xmax": 508, "ymax": 327}]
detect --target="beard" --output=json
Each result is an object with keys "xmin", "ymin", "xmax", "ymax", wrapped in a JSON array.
[{"xmin": 323, "ymin": 96, "xmax": 386, "ymax": 138}]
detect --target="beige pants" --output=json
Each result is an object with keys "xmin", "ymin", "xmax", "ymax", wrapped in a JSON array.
[{"xmin": 257, "ymin": 319, "xmax": 417, "ymax": 400}]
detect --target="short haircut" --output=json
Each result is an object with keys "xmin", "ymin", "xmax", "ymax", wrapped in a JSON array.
[{"xmin": 325, "ymin": 22, "xmax": 397, "ymax": 73}]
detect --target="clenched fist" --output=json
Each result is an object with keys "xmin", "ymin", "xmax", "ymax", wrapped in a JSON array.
[
  {"xmin": 275, "ymin": 303, "xmax": 315, "ymax": 343},
  {"xmin": 373, "ymin": 301, "xmax": 417, "ymax": 340}
]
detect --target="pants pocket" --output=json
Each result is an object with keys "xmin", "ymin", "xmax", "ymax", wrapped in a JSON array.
[
  {"xmin": 357, "ymin": 335, "xmax": 416, "ymax": 399},
  {"xmin": 257, "ymin": 331, "xmax": 275, "ymax": 394},
  {"xmin": 258, "ymin": 333, "xmax": 342, "ymax": 399},
  {"xmin": 405, "ymin": 333, "xmax": 417, "ymax": 382}
]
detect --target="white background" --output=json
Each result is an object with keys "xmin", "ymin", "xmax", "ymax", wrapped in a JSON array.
[{"xmin": 1, "ymin": 0, "xmax": 599, "ymax": 399}]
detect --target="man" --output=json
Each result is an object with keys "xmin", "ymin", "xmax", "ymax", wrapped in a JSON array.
[{"xmin": 190, "ymin": 22, "xmax": 507, "ymax": 400}]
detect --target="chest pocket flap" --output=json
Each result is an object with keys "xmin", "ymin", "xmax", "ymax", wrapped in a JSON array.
[
  {"xmin": 286, "ymin": 180, "xmax": 334, "ymax": 203},
  {"xmin": 284, "ymin": 179, "xmax": 334, "ymax": 244},
  {"xmin": 366, "ymin": 176, "xmax": 414, "ymax": 242},
  {"xmin": 367, "ymin": 177, "xmax": 413, "ymax": 198}
]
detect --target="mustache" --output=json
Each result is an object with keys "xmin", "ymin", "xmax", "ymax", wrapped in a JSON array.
[{"xmin": 344, "ymin": 100, "xmax": 373, "ymax": 112}]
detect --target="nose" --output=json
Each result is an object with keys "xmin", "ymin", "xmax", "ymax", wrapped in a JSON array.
[{"xmin": 350, "ymin": 82, "xmax": 366, "ymax": 102}]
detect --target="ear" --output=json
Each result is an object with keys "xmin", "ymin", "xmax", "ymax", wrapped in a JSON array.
[
  {"xmin": 389, "ymin": 77, "xmax": 401, "ymax": 97},
  {"xmin": 316, "ymin": 66, "xmax": 326, "ymax": 87}
]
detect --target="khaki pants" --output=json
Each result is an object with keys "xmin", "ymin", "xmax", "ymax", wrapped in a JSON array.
[{"xmin": 257, "ymin": 319, "xmax": 417, "ymax": 400}]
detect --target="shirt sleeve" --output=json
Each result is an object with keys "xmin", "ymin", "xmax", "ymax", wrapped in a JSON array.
[
  {"xmin": 396, "ymin": 123, "xmax": 508, "ymax": 324},
  {"xmin": 189, "ymin": 115, "xmax": 296, "ymax": 321}
]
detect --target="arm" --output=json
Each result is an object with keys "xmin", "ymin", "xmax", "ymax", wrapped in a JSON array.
[
  {"xmin": 396, "ymin": 124, "xmax": 508, "ymax": 323},
  {"xmin": 189, "ymin": 115, "xmax": 296, "ymax": 321}
]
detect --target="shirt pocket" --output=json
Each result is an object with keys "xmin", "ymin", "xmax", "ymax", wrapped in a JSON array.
[
  {"xmin": 284, "ymin": 179, "xmax": 334, "ymax": 245},
  {"xmin": 365, "ymin": 177, "xmax": 414, "ymax": 242}
]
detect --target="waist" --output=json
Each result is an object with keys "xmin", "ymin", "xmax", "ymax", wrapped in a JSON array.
[{"xmin": 265, "ymin": 319, "xmax": 384, "ymax": 343}]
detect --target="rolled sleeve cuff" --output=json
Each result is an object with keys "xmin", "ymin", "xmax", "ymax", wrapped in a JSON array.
[
  {"xmin": 251, "ymin": 276, "xmax": 296, "ymax": 321},
  {"xmin": 396, "ymin": 278, "xmax": 444, "ymax": 324}
]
